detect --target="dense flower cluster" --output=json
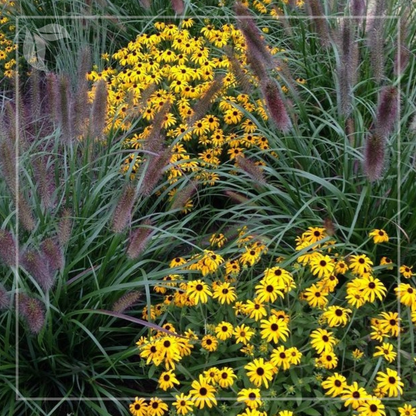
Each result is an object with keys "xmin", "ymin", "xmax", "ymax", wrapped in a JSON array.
[
  {"xmin": 0, "ymin": 1, "xmax": 16, "ymax": 79},
  {"xmin": 87, "ymin": 20, "xmax": 301, "ymax": 209},
  {"xmin": 129, "ymin": 225, "xmax": 416, "ymax": 415}
]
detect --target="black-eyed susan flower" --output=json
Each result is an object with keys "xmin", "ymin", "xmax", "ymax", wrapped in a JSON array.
[
  {"xmin": 216, "ymin": 367, "xmax": 237, "ymax": 388},
  {"xmin": 260, "ymin": 315, "xmax": 290, "ymax": 343},
  {"xmin": 310, "ymin": 328, "xmax": 337, "ymax": 354},
  {"xmin": 378, "ymin": 311, "xmax": 401, "ymax": 337},
  {"xmin": 270, "ymin": 345, "xmax": 291, "ymax": 370},
  {"xmin": 225, "ymin": 259, "xmax": 241, "ymax": 276},
  {"xmin": 215, "ymin": 321, "xmax": 234, "ymax": 340},
  {"xmin": 349, "ymin": 254, "xmax": 374, "ymax": 276},
  {"xmin": 357, "ymin": 397, "xmax": 386, "ymax": 416},
  {"xmin": 233, "ymin": 324, "xmax": 255, "ymax": 345},
  {"xmin": 189, "ymin": 375, "xmax": 217, "ymax": 409},
  {"xmin": 395, "ymin": 283, "xmax": 416, "ymax": 307},
  {"xmin": 129, "ymin": 397, "xmax": 148, "ymax": 416},
  {"xmin": 201, "ymin": 334, "xmax": 218, "ymax": 352},
  {"xmin": 237, "ymin": 388, "xmax": 262, "ymax": 409},
  {"xmin": 317, "ymin": 351, "xmax": 338, "ymax": 369},
  {"xmin": 380, "ymin": 256, "xmax": 394, "ymax": 269},
  {"xmin": 398, "ymin": 404, "xmax": 416, "ymax": 416},
  {"xmin": 212, "ymin": 281, "xmax": 237, "ymax": 304},
  {"xmin": 375, "ymin": 368, "xmax": 404, "ymax": 397},
  {"xmin": 139, "ymin": 340, "xmax": 163, "ymax": 366},
  {"xmin": 345, "ymin": 279, "xmax": 367, "ymax": 308},
  {"xmin": 203, "ymin": 367, "xmax": 219, "ymax": 384},
  {"xmin": 159, "ymin": 336, "xmax": 182, "ymax": 370},
  {"xmin": 147, "ymin": 397, "xmax": 168, "ymax": 416},
  {"xmin": 240, "ymin": 246, "xmax": 262, "ymax": 267},
  {"xmin": 370, "ymin": 325, "xmax": 390, "ymax": 342},
  {"xmin": 303, "ymin": 284, "xmax": 329, "ymax": 309},
  {"xmin": 244, "ymin": 358, "xmax": 275, "ymax": 388},
  {"xmin": 369, "ymin": 229, "xmax": 389, "ymax": 244},
  {"xmin": 286, "ymin": 347, "xmax": 302, "ymax": 365},
  {"xmin": 302, "ymin": 226, "xmax": 327, "ymax": 243},
  {"xmin": 400, "ymin": 264, "xmax": 415, "ymax": 279},
  {"xmin": 357, "ymin": 275, "xmax": 387, "ymax": 302},
  {"xmin": 278, "ymin": 412, "xmax": 294, "ymax": 416},
  {"xmin": 373, "ymin": 342, "xmax": 397, "ymax": 363},
  {"xmin": 243, "ymin": 298, "xmax": 268, "ymax": 321},
  {"xmin": 335, "ymin": 259, "xmax": 349, "ymax": 275},
  {"xmin": 321, "ymin": 305, "xmax": 352, "ymax": 327},
  {"xmin": 173, "ymin": 393, "xmax": 194, "ymax": 415},
  {"xmin": 341, "ymin": 382, "xmax": 370, "ymax": 409},
  {"xmin": 255, "ymin": 277, "xmax": 284, "ymax": 303},
  {"xmin": 321, "ymin": 372, "xmax": 347, "ymax": 397},
  {"xmin": 186, "ymin": 280, "xmax": 212, "ymax": 304}
]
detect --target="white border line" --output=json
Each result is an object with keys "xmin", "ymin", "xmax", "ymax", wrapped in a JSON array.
[{"xmin": 14, "ymin": 13, "xmax": 402, "ymax": 406}]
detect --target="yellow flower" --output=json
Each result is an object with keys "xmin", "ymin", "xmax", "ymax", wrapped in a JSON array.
[
  {"xmin": 201, "ymin": 334, "xmax": 218, "ymax": 352},
  {"xmin": 237, "ymin": 388, "xmax": 262, "ymax": 409},
  {"xmin": 375, "ymin": 368, "xmax": 404, "ymax": 397},
  {"xmin": 189, "ymin": 375, "xmax": 217, "ymax": 409},
  {"xmin": 212, "ymin": 282, "xmax": 237, "ymax": 304},
  {"xmin": 244, "ymin": 358, "xmax": 275, "ymax": 388},
  {"xmin": 310, "ymin": 328, "xmax": 336, "ymax": 354},
  {"xmin": 373, "ymin": 342, "xmax": 397, "ymax": 363},
  {"xmin": 398, "ymin": 404, "xmax": 416, "ymax": 416},
  {"xmin": 400, "ymin": 264, "xmax": 415, "ymax": 279},
  {"xmin": 186, "ymin": 280, "xmax": 212, "ymax": 304},
  {"xmin": 173, "ymin": 393, "xmax": 194, "ymax": 415},
  {"xmin": 369, "ymin": 229, "xmax": 389, "ymax": 244},
  {"xmin": 321, "ymin": 373, "xmax": 347, "ymax": 397}
]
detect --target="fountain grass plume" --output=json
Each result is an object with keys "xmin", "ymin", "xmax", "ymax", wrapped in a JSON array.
[
  {"xmin": 171, "ymin": 180, "xmax": 199, "ymax": 211},
  {"xmin": 375, "ymin": 86, "xmax": 399, "ymax": 140},
  {"xmin": 89, "ymin": 79, "xmax": 108, "ymax": 141},
  {"xmin": 260, "ymin": 78, "xmax": 291, "ymax": 132},
  {"xmin": 111, "ymin": 184, "xmax": 137, "ymax": 234},
  {"xmin": 0, "ymin": 229, "xmax": 17, "ymax": 267},
  {"xmin": 364, "ymin": 133, "xmax": 385, "ymax": 182},
  {"xmin": 18, "ymin": 294, "xmax": 45, "ymax": 334},
  {"xmin": 126, "ymin": 219, "xmax": 153, "ymax": 260},
  {"xmin": 112, "ymin": 291, "xmax": 142, "ymax": 313},
  {"xmin": 21, "ymin": 249, "xmax": 54, "ymax": 292}
]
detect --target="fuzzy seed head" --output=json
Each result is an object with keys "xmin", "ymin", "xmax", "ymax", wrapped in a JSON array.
[
  {"xmin": 89, "ymin": 79, "xmax": 108, "ymax": 140},
  {"xmin": 260, "ymin": 79, "xmax": 291, "ymax": 132},
  {"xmin": 58, "ymin": 208, "xmax": 73, "ymax": 246},
  {"xmin": 41, "ymin": 238, "xmax": 63, "ymax": 272},
  {"xmin": 0, "ymin": 284, "xmax": 10, "ymax": 310},
  {"xmin": 364, "ymin": 133, "xmax": 385, "ymax": 182},
  {"xmin": 375, "ymin": 86, "xmax": 399, "ymax": 140},
  {"xmin": 112, "ymin": 291, "xmax": 142, "ymax": 313},
  {"xmin": 236, "ymin": 155, "xmax": 266, "ymax": 185},
  {"xmin": 140, "ymin": 148, "xmax": 171, "ymax": 196},
  {"xmin": 171, "ymin": 181, "xmax": 198, "ymax": 211},
  {"xmin": 126, "ymin": 219, "xmax": 153, "ymax": 260},
  {"xmin": 112, "ymin": 185, "xmax": 137, "ymax": 233},
  {"xmin": 225, "ymin": 190, "xmax": 250, "ymax": 204},
  {"xmin": 0, "ymin": 229, "xmax": 17, "ymax": 267},
  {"xmin": 19, "ymin": 294, "xmax": 45, "ymax": 334},
  {"xmin": 21, "ymin": 249, "xmax": 55, "ymax": 292},
  {"xmin": 17, "ymin": 193, "xmax": 36, "ymax": 232},
  {"xmin": 171, "ymin": 0, "xmax": 184, "ymax": 14}
]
